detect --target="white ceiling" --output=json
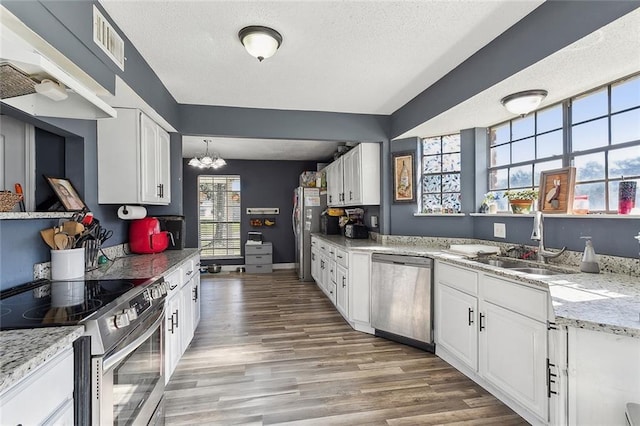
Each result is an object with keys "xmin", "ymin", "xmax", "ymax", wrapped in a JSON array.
[{"xmin": 99, "ymin": 1, "xmax": 640, "ymax": 160}]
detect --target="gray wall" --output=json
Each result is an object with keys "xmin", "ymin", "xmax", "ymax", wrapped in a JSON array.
[{"xmin": 183, "ymin": 159, "xmax": 318, "ymax": 265}]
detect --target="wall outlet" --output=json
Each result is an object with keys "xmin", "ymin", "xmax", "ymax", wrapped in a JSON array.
[
  {"xmin": 371, "ymin": 215, "xmax": 378, "ymax": 228},
  {"xmin": 494, "ymin": 223, "xmax": 506, "ymax": 238}
]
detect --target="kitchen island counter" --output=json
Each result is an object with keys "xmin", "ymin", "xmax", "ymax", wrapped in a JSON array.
[
  {"xmin": 0, "ymin": 326, "xmax": 83, "ymax": 394},
  {"xmin": 313, "ymin": 234, "xmax": 640, "ymax": 338}
]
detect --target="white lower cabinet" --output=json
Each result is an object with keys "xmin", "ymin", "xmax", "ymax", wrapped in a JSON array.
[
  {"xmin": 435, "ymin": 283, "xmax": 478, "ymax": 370},
  {"xmin": 347, "ymin": 251, "xmax": 373, "ymax": 333},
  {"xmin": 164, "ymin": 255, "xmax": 201, "ymax": 385},
  {"xmin": 435, "ymin": 260, "xmax": 550, "ymax": 425},
  {"xmin": 311, "ymin": 247, "xmax": 320, "ymax": 283},
  {"xmin": 336, "ymin": 263, "xmax": 348, "ymax": 318},
  {"xmin": 0, "ymin": 347, "xmax": 74, "ymax": 425}
]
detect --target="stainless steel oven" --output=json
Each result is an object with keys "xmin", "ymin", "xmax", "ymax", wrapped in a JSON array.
[
  {"xmin": 92, "ymin": 304, "xmax": 165, "ymax": 425},
  {"xmin": 88, "ymin": 281, "xmax": 168, "ymax": 426}
]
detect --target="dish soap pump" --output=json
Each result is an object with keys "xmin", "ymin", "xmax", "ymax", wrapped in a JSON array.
[{"xmin": 580, "ymin": 236, "xmax": 600, "ymax": 274}]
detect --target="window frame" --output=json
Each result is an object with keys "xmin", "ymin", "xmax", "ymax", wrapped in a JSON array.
[
  {"xmin": 420, "ymin": 133, "xmax": 462, "ymax": 213},
  {"xmin": 197, "ymin": 175, "xmax": 242, "ymax": 259},
  {"xmin": 487, "ymin": 72, "xmax": 640, "ymax": 213}
]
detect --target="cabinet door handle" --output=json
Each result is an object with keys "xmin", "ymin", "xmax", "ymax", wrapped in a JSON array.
[
  {"xmin": 342, "ymin": 276, "xmax": 346, "ymax": 287},
  {"xmin": 547, "ymin": 358, "xmax": 558, "ymax": 397},
  {"xmin": 186, "ymin": 270, "xmax": 193, "ymax": 275},
  {"xmin": 349, "ymin": 191, "xmax": 352, "ymax": 200},
  {"xmin": 193, "ymin": 286, "xmax": 198, "ymax": 301},
  {"xmin": 168, "ymin": 314, "xmax": 175, "ymax": 334},
  {"xmin": 479, "ymin": 313, "xmax": 485, "ymax": 331},
  {"xmin": 337, "ymin": 255, "xmax": 343, "ymax": 259},
  {"xmin": 468, "ymin": 307, "xmax": 474, "ymax": 326},
  {"xmin": 173, "ymin": 309, "xmax": 179, "ymax": 328}
]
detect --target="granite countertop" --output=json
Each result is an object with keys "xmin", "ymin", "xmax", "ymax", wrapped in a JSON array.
[
  {"xmin": 313, "ymin": 234, "xmax": 640, "ymax": 338},
  {"xmin": 0, "ymin": 326, "xmax": 84, "ymax": 394},
  {"xmin": 84, "ymin": 248, "xmax": 200, "ymax": 280}
]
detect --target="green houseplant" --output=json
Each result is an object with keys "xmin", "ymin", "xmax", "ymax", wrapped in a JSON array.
[{"xmin": 504, "ymin": 189, "xmax": 538, "ymax": 214}]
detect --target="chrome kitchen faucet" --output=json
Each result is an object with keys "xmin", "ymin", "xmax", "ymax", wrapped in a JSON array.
[{"xmin": 531, "ymin": 211, "xmax": 566, "ymax": 263}]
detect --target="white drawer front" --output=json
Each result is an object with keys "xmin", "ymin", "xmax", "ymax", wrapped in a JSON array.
[
  {"xmin": 436, "ymin": 262, "xmax": 478, "ymax": 296},
  {"xmin": 182, "ymin": 258, "xmax": 195, "ymax": 284},
  {"xmin": 482, "ymin": 275, "xmax": 547, "ymax": 322},
  {"xmin": 335, "ymin": 249, "xmax": 348, "ymax": 267}
]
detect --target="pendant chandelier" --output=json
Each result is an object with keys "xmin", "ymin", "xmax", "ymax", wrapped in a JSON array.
[{"xmin": 188, "ymin": 139, "xmax": 226, "ymax": 169}]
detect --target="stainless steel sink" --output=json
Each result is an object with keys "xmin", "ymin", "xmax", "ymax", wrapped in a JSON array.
[
  {"xmin": 511, "ymin": 267, "xmax": 564, "ymax": 276},
  {"xmin": 472, "ymin": 258, "xmax": 531, "ymax": 269}
]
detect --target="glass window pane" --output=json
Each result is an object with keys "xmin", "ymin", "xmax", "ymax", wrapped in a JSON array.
[
  {"xmin": 609, "ymin": 146, "xmax": 640, "ymax": 179},
  {"xmin": 537, "ymin": 105, "xmax": 563, "ymax": 133},
  {"xmin": 422, "ymin": 175, "xmax": 441, "ymax": 193},
  {"xmin": 572, "ymin": 88, "xmax": 608, "ymax": 123},
  {"xmin": 509, "ymin": 165, "xmax": 532, "ymax": 188},
  {"xmin": 575, "ymin": 182, "xmax": 606, "ymax": 211},
  {"xmin": 422, "ymin": 194, "xmax": 441, "ymax": 210},
  {"xmin": 442, "ymin": 193, "xmax": 461, "ymax": 212},
  {"xmin": 442, "ymin": 173, "xmax": 460, "ymax": 192},
  {"xmin": 490, "ymin": 144, "xmax": 510, "ymax": 167},
  {"xmin": 611, "ymin": 75, "xmax": 640, "ymax": 113},
  {"xmin": 512, "ymin": 115, "xmax": 535, "ymax": 140},
  {"xmin": 422, "ymin": 137, "xmax": 441, "ymax": 155},
  {"xmin": 489, "ymin": 168, "xmax": 508, "ymax": 190},
  {"xmin": 442, "ymin": 134, "xmax": 460, "ymax": 153},
  {"xmin": 511, "ymin": 137, "xmax": 535, "ymax": 163},
  {"xmin": 572, "ymin": 118, "xmax": 608, "ymax": 152},
  {"xmin": 490, "ymin": 123, "xmax": 510, "ymax": 146},
  {"xmin": 611, "ymin": 109, "xmax": 640, "ymax": 145},
  {"xmin": 609, "ymin": 179, "xmax": 640, "ymax": 211},
  {"xmin": 574, "ymin": 152, "xmax": 605, "ymax": 182},
  {"xmin": 534, "ymin": 160, "xmax": 563, "ymax": 186},
  {"xmin": 536, "ymin": 130, "xmax": 563, "ymax": 159},
  {"xmin": 442, "ymin": 153, "xmax": 460, "ymax": 172},
  {"xmin": 423, "ymin": 155, "xmax": 441, "ymax": 173}
]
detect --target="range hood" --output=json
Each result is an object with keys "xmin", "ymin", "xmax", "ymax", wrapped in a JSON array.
[{"xmin": 0, "ymin": 6, "xmax": 117, "ymax": 120}]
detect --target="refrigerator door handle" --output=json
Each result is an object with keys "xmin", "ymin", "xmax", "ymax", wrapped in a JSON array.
[{"xmin": 292, "ymin": 190, "xmax": 298, "ymax": 238}]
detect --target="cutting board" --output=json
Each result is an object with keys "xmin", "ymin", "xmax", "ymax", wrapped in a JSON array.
[{"xmin": 448, "ymin": 244, "xmax": 500, "ymax": 256}]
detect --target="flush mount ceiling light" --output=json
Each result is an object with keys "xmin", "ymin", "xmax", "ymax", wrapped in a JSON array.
[
  {"xmin": 188, "ymin": 139, "xmax": 226, "ymax": 169},
  {"xmin": 500, "ymin": 90, "xmax": 548, "ymax": 116},
  {"xmin": 238, "ymin": 26, "xmax": 282, "ymax": 62},
  {"xmin": 34, "ymin": 78, "xmax": 68, "ymax": 101}
]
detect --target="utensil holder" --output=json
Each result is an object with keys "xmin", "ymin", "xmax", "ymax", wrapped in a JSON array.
[
  {"xmin": 83, "ymin": 240, "xmax": 100, "ymax": 270},
  {"xmin": 51, "ymin": 248, "xmax": 85, "ymax": 280}
]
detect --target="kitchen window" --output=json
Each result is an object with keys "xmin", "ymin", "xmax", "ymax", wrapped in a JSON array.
[
  {"xmin": 421, "ymin": 134, "xmax": 461, "ymax": 213},
  {"xmin": 488, "ymin": 72, "xmax": 640, "ymax": 213},
  {"xmin": 198, "ymin": 175, "xmax": 241, "ymax": 258}
]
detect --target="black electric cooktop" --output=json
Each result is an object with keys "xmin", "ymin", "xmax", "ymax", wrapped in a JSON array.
[{"xmin": 0, "ymin": 278, "xmax": 151, "ymax": 330}]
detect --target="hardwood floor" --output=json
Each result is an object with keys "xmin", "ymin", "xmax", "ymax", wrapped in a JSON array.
[{"xmin": 164, "ymin": 270, "xmax": 528, "ymax": 425}]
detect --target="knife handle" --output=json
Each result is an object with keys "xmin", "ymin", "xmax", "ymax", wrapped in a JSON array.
[{"xmin": 14, "ymin": 183, "xmax": 25, "ymax": 212}]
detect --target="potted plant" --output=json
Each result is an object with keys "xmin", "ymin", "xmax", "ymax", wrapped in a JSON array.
[
  {"xmin": 482, "ymin": 191, "xmax": 500, "ymax": 214},
  {"xmin": 505, "ymin": 188, "xmax": 538, "ymax": 214}
]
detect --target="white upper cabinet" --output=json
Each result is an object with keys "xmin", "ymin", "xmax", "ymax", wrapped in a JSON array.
[
  {"xmin": 97, "ymin": 108, "xmax": 171, "ymax": 205},
  {"xmin": 327, "ymin": 143, "xmax": 380, "ymax": 207}
]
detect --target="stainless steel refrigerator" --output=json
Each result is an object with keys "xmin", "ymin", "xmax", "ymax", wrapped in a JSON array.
[{"xmin": 293, "ymin": 187, "xmax": 326, "ymax": 281}]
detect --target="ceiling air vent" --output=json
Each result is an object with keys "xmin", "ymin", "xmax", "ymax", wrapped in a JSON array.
[{"xmin": 93, "ymin": 5, "xmax": 125, "ymax": 71}]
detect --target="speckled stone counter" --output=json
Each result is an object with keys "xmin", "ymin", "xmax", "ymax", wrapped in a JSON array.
[
  {"xmin": 84, "ymin": 248, "xmax": 200, "ymax": 280},
  {"xmin": 313, "ymin": 234, "xmax": 640, "ymax": 338},
  {"xmin": 0, "ymin": 326, "xmax": 83, "ymax": 394}
]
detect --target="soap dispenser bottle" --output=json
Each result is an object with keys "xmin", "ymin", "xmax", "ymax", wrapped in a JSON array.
[{"xmin": 580, "ymin": 236, "xmax": 600, "ymax": 273}]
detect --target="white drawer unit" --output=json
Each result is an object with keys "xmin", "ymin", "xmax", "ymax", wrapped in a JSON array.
[{"xmin": 245, "ymin": 242, "xmax": 273, "ymax": 273}]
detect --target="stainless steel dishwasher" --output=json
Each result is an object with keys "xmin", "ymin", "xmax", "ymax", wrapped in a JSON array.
[{"xmin": 371, "ymin": 253, "xmax": 434, "ymax": 352}]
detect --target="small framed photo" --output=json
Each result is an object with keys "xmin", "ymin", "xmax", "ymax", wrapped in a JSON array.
[
  {"xmin": 392, "ymin": 151, "xmax": 416, "ymax": 203},
  {"xmin": 538, "ymin": 166, "xmax": 576, "ymax": 214},
  {"xmin": 45, "ymin": 176, "xmax": 87, "ymax": 211}
]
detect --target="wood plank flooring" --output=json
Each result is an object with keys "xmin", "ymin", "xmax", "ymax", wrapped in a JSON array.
[{"xmin": 164, "ymin": 270, "xmax": 528, "ymax": 425}]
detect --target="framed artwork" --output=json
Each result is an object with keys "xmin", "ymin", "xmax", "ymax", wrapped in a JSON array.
[
  {"xmin": 45, "ymin": 176, "xmax": 87, "ymax": 211},
  {"xmin": 392, "ymin": 151, "xmax": 415, "ymax": 203},
  {"xmin": 538, "ymin": 166, "xmax": 576, "ymax": 214}
]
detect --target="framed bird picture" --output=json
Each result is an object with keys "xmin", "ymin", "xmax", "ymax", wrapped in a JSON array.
[{"xmin": 538, "ymin": 167, "xmax": 576, "ymax": 214}]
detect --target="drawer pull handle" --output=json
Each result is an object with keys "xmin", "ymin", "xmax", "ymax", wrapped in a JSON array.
[
  {"xmin": 479, "ymin": 313, "xmax": 485, "ymax": 331},
  {"xmin": 468, "ymin": 307, "xmax": 474, "ymax": 326}
]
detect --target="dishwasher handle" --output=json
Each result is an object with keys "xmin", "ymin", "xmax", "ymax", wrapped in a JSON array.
[{"xmin": 371, "ymin": 253, "xmax": 433, "ymax": 268}]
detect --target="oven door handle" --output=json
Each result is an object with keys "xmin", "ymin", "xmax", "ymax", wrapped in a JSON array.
[{"xmin": 103, "ymin": 306, "xmax": 165, "ymax": 372}]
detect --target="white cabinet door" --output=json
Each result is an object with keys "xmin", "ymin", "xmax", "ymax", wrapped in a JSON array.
[
  {"xmin": 336, "ymin": 264, "xmax": 348, "ymax": 317},
  {"xmin": 156, "ymin": 126, "xmax": 171, "ymax": 203},
  {"xmin": 311, "ymin": 247, "xmax": 320, "ymax": 284},
  {"xmin": 348, "ymin": 252, "xmax": 371, "ymax": 326},
  {"xmin": 140, "ymin": 112, "xmax": 160, "ymax": 203},
  {"xmin": 320, "ymin": 253, "xmax": 330, "ymax": 295},
  {"xmin": 480, "ymin": 301, "xmax": 548, "ymax": 420},
  {"xmin": 180, "ymin": 280, "xmax": 195, "ymax": 355},
  {"xmin": 435, "ymin": 283, "xmax": 478, "ymax": 371},
  {"xmin": 165, "ymin": 293, "xmax": 182, "ymax": 383},
  {"xmin": 192, "ymin": 271, "xmax": 201, "ymax": 329},
  {"xmin": 343, "ymin": 147, "xmax": 361, "ymax": 205},
  {"xmin": 326, "ymin": 159, "xmax": 344, "ymax": 206}
]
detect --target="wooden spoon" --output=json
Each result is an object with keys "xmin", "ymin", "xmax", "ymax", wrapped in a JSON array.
[
  {"xmin": 40, "ymin": 228, "xmax": 56, "ymax": 249},
  {"xmin": 63, "ymin": 221, "xmax": 84, "ymax": 236},
  {"xmin": 54, "ymin": 232, "xmax": 69, "ymax": 250}
]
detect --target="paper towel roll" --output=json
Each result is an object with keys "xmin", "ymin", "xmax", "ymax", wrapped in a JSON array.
[{"xmin": 117, "ymin": 205, "xmax": 147, "ymax": 220}]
